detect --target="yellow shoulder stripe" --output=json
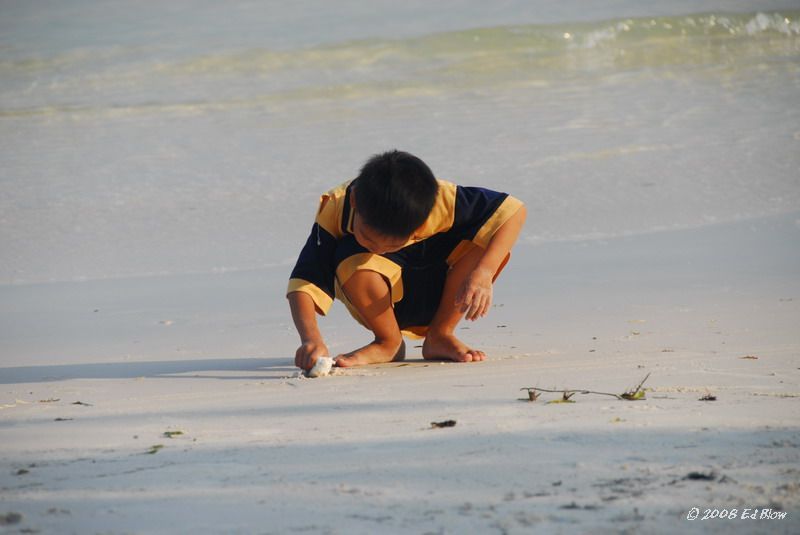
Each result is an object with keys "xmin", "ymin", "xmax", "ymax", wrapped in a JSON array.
[
  {"xmin": 316, "ymin": 180, "xmax": 353, "ymax": 239},
  {"xmin": 287, "ymin": 278, "xmax": 334, "ymax": 315},
  {"xmin": 404, "ymin": 179, "xmax": 457, "ymax": 245},
  {"xmin": 472, "ymin": 195, "xmax": 524, "ymax": 249}
]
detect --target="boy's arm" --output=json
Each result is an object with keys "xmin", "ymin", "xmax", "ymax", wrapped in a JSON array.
[
  {"xmin": 288, "ymin": 291, "xmax": 329, "ymax": 370},
  {"xmin": 287, "ymin": 189, "xmax": 347, "ymax": 370},
  {"xmin": 286, "ymin": 223, "xmax": 335, "ymax": 371},
  {"xmin": 456, "ymin": 203, "xmax": 527, "ymax": 320}
]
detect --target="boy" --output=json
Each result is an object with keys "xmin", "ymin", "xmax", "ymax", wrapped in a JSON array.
[{"xmin": 287, "ymin": 150, "xmax": 526, "ymax": 372}]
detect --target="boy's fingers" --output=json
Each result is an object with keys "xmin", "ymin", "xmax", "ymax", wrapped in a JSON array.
[
  {"xmin": 455, "ymin": 281, "xmax": 473, "ymax": 306},
  {"xmin": 454, "ymin": 287, "xmax": 465, "ymax": 306},
  {"xmin": 477, "ymin": 293, "xmax": 489, "ymax": 319},
  {"xmin": 467, "ymin": 297, "xmax": 481, "ymax": 320},
  {"xmin": 463, "ymin": 298, "xmax": 474, "ymax": 319},
  {"xmin": 467, "ymin": 293, "xmax": 484, "ymax": 320},
  {"xmin": 481, "ymin": 295, "xmax": 491, "ymax": 317},
  {"xmin": 295, "ymin": 344, "xmax": 328, "ymax": 370},
  {"xmin": 459, "ymin": 289, "xmax": 475, "ymax": 311},
  {"xmin": 295, "ymin": 349, "xmax": 308, "ymax": 369}
]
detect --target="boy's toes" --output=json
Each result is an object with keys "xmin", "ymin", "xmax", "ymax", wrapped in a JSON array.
[
  {"xmin": 459, "ymin": 349, "xmax": 485, "ymax": 362},
  {"xmin": 334, "ymin": 356, "xmax": 356, "ymax": 368}
]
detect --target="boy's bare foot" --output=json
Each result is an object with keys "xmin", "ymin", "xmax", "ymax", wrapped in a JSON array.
[
  {"xmin": 422, "ymin": 332, "xmax": 485, "ymax": 363},
  {"xmin": 336, "ymin": 340, "xmax": 406, "ymax": 367}
]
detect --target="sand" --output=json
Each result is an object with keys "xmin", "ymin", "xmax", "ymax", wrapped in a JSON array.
[{"xmin": 1, "ymin": 213, "xmax": 798, "ymax": 534}]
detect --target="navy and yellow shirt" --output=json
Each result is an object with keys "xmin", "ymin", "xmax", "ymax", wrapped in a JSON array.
[{"xmin": 287, "ymin": 179, "xmax": 524, "ymax": 316}]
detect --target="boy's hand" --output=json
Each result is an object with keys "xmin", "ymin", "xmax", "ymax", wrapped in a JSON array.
[
  {"xmin": 295, "ymin": 339, "xmax": 330, "ymax": 371},
  {"xmin": 455, "ymin": 266, "xmax": 494, "ymax": 321}
]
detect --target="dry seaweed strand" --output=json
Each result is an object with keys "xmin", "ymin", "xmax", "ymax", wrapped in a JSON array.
[
  {"xmin": 621, "ymin": 372, "xmax": 651, "ymax": 400},
  {"xmin": 547, "ymin": 391, "xmax": 577, "ymax": 404},
  {"xmin": 521, "ymin": 373, "xmax": 651, "ymax": 402}
]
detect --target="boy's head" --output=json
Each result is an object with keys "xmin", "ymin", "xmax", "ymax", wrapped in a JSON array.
[{"xmin": 351, "ymin": 150, "xmax": 438, "ymax": 253}]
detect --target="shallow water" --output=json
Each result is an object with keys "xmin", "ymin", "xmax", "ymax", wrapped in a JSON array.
[{"xmin": 1, "ymin": 1, "xmax": 799, "ymax": 284}]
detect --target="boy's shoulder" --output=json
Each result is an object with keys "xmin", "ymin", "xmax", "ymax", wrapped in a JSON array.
[
  {"xmin": 315, "ymin": 180, "xmax": 353, "ymax": 239},
  {"xmin": 414, "ymin": 179, "xmax": 458, "ymax": 239},
  {"xmin": 313, "ymin": 179, "xmax": 519, "ymax": 244},
  {"xmin": 320, "ymin": 179, "xmax": 354, "ymax": 203}
]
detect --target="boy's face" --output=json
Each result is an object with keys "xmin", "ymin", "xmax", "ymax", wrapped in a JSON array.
[{"xmin": 352, "ymin": 211, "xmax": 410, "ymax": 254}]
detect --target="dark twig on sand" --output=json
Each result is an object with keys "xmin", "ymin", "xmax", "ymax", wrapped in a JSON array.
[{"xmin": 430, "ymin": 420, "xmax": 457, "ymax": 429}]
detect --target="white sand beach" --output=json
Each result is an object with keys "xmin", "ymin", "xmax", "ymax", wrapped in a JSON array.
[
  {"xmin": 2, "ymin": 213, "xmax": 799, "ymax": 534},
  {"xmin": 2, "ymin": 1, "xmax": 800, "ymax": 533}
]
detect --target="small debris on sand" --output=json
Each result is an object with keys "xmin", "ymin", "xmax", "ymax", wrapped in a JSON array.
[
  {"xmin": 684, "ymin": 471, "xmax": 717, "ymax": 481},
  {"xmin": 0, "ymin": 513, "xmax": 22, "ymax": 526},
  {"xmin": 561, "ymin": 501, "xmax": 600, "ymax": 510},
  {"xmin": 431, "ymin": 420, "xmax": 457, "ymax": 429}
]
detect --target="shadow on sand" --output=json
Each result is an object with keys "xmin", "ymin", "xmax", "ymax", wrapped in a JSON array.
[{"xmin": 0, "ymin": 357, "xmax": 295, "ymax": 384}]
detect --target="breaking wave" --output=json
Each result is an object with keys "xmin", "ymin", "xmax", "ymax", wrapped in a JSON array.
[{"xmin": 1, "ymin": 11, "xmax": 798, "ymax": 118}]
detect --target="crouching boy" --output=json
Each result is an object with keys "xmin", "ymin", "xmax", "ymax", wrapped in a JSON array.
[{"xmin": 287, "ymin": 150, "xmax": 526, "ymax": 371}]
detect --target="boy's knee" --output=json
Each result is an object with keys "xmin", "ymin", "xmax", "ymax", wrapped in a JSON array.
[
  {"xmin": 341, "ymin": 269, "xmax": 391, "ymax": 300},
  {"xmin": 340, "ymin": 269, "xmax": 403, "ymax": 347}
]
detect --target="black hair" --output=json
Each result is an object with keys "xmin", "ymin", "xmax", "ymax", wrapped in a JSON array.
[{"xmin": 353, "ymin": 150, "xmax": 438, "ymax": 238}]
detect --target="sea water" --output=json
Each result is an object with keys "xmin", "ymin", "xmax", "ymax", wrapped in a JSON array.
[{"xmin": 1, "ymin": 1, "xmax": 799, "ymax": 285}]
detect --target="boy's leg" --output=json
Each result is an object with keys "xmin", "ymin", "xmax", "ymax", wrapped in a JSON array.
[
  {"xmin": 335, "ymin": 269, "xmax": 406, "ymax": 367},
  {"xmin": 422, "ymin": 245, "xmax": 488, "ymax": 362}
]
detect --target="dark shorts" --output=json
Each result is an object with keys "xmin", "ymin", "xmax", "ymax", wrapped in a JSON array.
[{"xmin": 333, "ymin": 233, "xmax": 506, "ymax": 338}]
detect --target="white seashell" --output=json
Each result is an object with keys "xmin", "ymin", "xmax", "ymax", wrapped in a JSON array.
[{"xmin": 306, "ymin": 356, "xmax": 334, "ymax": 378}]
